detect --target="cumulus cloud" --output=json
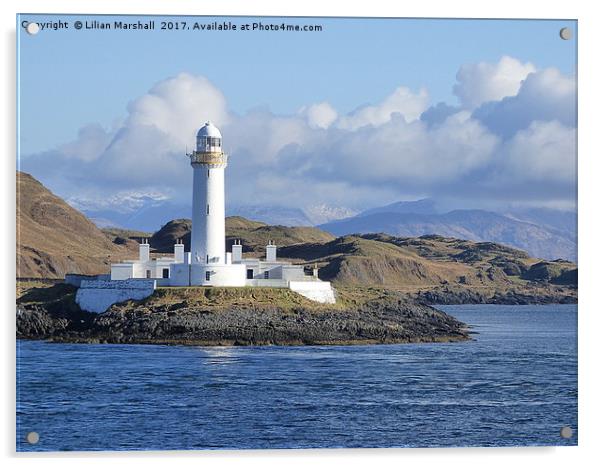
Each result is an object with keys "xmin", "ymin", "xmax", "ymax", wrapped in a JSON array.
[
  {"xmin": 21, "ymin": 72, "xmax": 229, "ymax": 200},
  {"xmin": 20, "ymin": 59, "xmax": 576, "ymax": 214},
  {"xmin": 336, "ymin": 86, "xmax": 429, "ymax": 130},
  {"xmin": 285, "ymin": 112, "xmax": 498, "ymax": 190},
  {"xmin": 298, "ymin": 102, "xmax": 338, "ymax": 129},
  {"xmin": 125, "ymin": 73, "xmax": 229, "ymax": 147},
  {"xmin": 498, "ymin": 120, "xmax": 576, "ymax": 184},
  {"xmin": 454, "ymin": 55, "xmax": 536, "ymax": 109},
  {"xmin": 473, "ymin": 67, "xmax": 576, "ymax": 138},
  {"xmin": 420, "ymin": 102, "xmax": 461, "ymax": 127}
]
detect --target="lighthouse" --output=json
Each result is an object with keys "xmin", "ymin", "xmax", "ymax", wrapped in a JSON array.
[
  {"xmin": 190, "ymin": 121, "xmax": 227, "ymax": 266},
  {"xmin": 102, "ymin": 120, "xmax": 334, "ymax": 303}
]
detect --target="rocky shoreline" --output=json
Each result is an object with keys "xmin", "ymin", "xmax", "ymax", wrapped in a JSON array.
[
  {"xmin": 17, "ymin": 284, "xmax": 470, "ymax": 346},
  {"xmin": 413, "ymin": 285, "xmax": 577, "ymax": 305}
]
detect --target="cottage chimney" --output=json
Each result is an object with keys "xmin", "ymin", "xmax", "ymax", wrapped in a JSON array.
[
  {"xmin": 266, "ymin": 240, "xmax": 277, "ymax": 262},
  {"xmin": 139, "ymin": 239, "xmax": 150, "ymax": 262},
  {"xmin": 232, "ymin": 239, "xmax": 242, "ymax": 263},
  {"xmin": 174, "ymin": 240, "xmax": 184, "ymax": 263}
]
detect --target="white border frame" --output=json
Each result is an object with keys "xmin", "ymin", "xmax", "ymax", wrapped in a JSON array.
[{"xmin": 3, "ymin": 1, "xmax": 599, "ymax": 465}]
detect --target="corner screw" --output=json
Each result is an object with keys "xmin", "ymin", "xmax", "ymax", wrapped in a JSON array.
[
  {"xmin": 26, "ymin": 431, "xmax": 39, "ymax": 444},
  {"xmin": 560, "ymin": 426, "xmax": 573, "ymax": 439},
  {"xmin": 559, "ymin": 27, "xmax": 572, "ymax": 40}
]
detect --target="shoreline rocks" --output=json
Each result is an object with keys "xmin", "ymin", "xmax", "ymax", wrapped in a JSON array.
[
  {"xmin": 414, "ymin": 285, "xmax": 577, "ymax": 305},
  {"xmin": 17, "ymin": 285, "xmax": 470, "ymax": 346}
]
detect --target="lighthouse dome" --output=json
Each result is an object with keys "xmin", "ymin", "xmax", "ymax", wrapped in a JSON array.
[
  {"xmin": 196, "ymin": 121, "xmax": 222, "ymax": 139},
  {"xmin": 196, "ymin": 121, "xmax": 222, "ymax": 152}
]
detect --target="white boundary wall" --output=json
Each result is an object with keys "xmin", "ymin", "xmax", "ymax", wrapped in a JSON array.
[
  {"xmin": 289, "ymin": 281, "xmax": 336, "ymax": 304},
  {"xmin": 75, "ymin": 279, "xmax": 156, "ymax": 313}
]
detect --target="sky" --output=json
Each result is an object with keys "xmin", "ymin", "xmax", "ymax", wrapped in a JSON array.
[{"xmin": 17, "ymin": 14, "xmax": 577, "ymax": 214}]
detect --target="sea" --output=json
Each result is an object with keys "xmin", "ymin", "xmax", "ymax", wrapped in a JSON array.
[{"xmin": 16, "ymin": 304, "xmax": 578, "ymax": 451}]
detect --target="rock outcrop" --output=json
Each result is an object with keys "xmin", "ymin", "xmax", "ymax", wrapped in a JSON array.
[{"xmin": 17, "ymin": 284, "xmax": 470, "ymax": 346}]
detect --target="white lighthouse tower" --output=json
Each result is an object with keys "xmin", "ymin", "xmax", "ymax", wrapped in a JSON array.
[
  {"xmin": 190, "ymin": 121, "xmax": 227, "ymax": 266},
  {"xmin": 100, "ymin": 120, "xmax": 335, "ymax": 305}
]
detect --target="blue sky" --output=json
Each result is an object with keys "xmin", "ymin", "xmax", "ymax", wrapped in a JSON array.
[
  {"xmin": 17, "ymin": 14, "xmax": 577, "ymax": 214},
  {"xmin": 19, "ymin": 15, "xmax": 575, "ymax": 154}
]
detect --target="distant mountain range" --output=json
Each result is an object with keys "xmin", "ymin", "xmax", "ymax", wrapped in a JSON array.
[
  {"xmin": 319, "ymin": 202, "xmax": 576, "ymax": 262},
  {"xmin": 74, "ymin": 193, "xmax": 576, "ymax": 262},
  {"xmin": 78, "ymin": 201, "xmax": 357, "ymax": 231},
  {"xmin": 358, "ymin": 199, "xmax": 439, "ymax": 217}
]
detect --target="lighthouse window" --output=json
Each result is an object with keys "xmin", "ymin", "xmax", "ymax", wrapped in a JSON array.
[
  {"xmin": 207, "ymin": 169, "xmax": 210, "ymax": 177},
  {"xmin": 206, "ymin": 204, "xmax": 210, "ymax": 214},
  {"xmin": 205, "ymin": 271, "xmax": 211, "ymax": 281}
]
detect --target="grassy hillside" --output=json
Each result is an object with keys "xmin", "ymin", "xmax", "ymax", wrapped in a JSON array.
[
  {"xmin": 16, "ymin": 172, "xmax": 138, "ymax": 278},
  {"xmin": 277, "ymin": 233, "xmax": 576, "ymax": 297},
  {"xmin": 15, "ymin": 173, "xmax": 576, "ymax": 304},
  {"xmin": 150, "ymin": 216, "xmax": 335, "ymax": 254}
]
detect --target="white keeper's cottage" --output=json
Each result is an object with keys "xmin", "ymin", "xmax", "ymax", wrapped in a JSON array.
[{"xmin": 69, "ymin": 122, "xmax": 336, "ymax": 313}]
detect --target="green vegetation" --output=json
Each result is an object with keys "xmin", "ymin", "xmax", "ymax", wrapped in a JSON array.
[
  {"xmin": 17, "ymin": 281, "xmax": 80, "ymax": 314},
  {"xmin": 277, "ymin": 233, "xmax": 577, "ymax": 296},
  {"xmin": 142, "ymin": 285, "xmax": 395, "ymax": 313}
]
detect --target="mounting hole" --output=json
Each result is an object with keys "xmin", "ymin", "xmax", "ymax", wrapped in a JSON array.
[
  {"xmin": 560, "ymin": 426, "xmax": 573, "ymax": 439},
  {"xmin": 26, "ymin": 431, "xmax": 39, "ymax": 444},
  {"xmin": 26, "ymin": 22, "xmax": 40, "ymax": 35},
  {"xmin": 559, "ymin": 27, "xmax": 572, "ymax": 40}
]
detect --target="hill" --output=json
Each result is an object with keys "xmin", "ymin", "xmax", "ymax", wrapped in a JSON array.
[
  {"xmin": 16, "ymin": 172, "xmax": 137, "ymax": 278},
  {"xmin": 149, "ymin": 216, "xmax": 335, "ymax": 254},
  {"xmin": 319, "ymin": 209, "xmax": 576, "ymax": 261},
  {"xmin": 16, "ymin": 173, "xmax": 576, "ymax": 304},
  {"xmin": 276, "ymin": 233, "xmax": 576, "ymax": 303}
]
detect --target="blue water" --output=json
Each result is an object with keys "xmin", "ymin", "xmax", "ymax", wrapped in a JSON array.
[{"xmin": 16, "ymin": 304, "xmax": 577, "ymax": 451}]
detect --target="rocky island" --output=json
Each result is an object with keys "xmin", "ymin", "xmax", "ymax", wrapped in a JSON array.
[
  {"xmin": 16, "ymin": 172, "xmax": 576, "ymax": 347},
  {"xmin": 16, "ymin": 282, "xmax": 470, "ymax": 345}
]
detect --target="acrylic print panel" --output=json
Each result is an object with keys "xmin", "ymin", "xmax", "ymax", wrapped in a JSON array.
[{"xmin": 16, "ymin": 14, "xmax": 577, "ymax": 451}]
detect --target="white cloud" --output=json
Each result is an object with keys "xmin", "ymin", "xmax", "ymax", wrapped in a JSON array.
[
  {"xmin": 336, "ymin": 86, "xmax": 429, "ymax": 130},
  {"xmin": 57, "ymin": 124, "xmax": 114, "ymax": 162},
  {"xmin": 21, "ymin": 73, "xmax": 229, "ymax": 197},
  {"xmin": 472, "ymin": 67, "xmax": 576, "ymax": 138},
  {"xmin": 291, "ymin": 111, "xmax": 499, "ymax": 188},
  {"xmin": 125, "ymin": 73, "xmax": 229, "ymax": 148},
  {"xmin": 21, "ymin": 59, "xmax": 576, "ymax": 214},
  {"xmin": 454, "ymin": 55, "xmax": 536, "ymax": 109},
  {"xmin": 499, "ymin": 120, "xmax": 576, "ymax": 183},
  {"xmin": 298, "ymin": 102, "xmax": 338, "ymax": 129}
]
